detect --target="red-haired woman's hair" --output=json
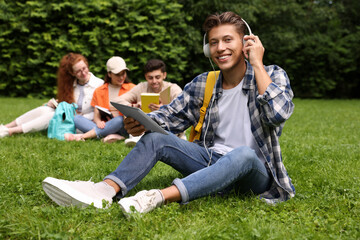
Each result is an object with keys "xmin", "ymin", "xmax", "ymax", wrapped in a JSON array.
[{"xmin": 56, "ymin": 53, "xmax": 89, "ymax": 103}]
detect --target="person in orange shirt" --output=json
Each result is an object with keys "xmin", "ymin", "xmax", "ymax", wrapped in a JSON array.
[{"xmin": 65, "ymin": 56, "xmax": 135, "ymax": 143}]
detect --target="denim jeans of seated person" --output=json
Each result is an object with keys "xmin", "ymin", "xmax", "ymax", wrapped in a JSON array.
[
  {"xmin": 74, "ymin": 115, "xmax": 127, "ymax": 138},
  {"xmin": 104, "ymin": 132, "xmax": 271, "ymax": 203}
]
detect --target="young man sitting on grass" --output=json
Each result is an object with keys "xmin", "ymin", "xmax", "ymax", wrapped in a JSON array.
[
  {"xmin": 42, "ymin": 11, "xmax": 295, "ymax": 214},
  {"xmin": 115, "ymin": 59, "xmax": 184, "ymax": 146}
]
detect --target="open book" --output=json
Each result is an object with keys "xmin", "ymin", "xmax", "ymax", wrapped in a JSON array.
[
  {"xmin": 50, "ymin": 98, "xmax": 58, "ymax": 108},
  {"xmin": 95, "ymin": 105, "xmax": 113, "ymax": 121},
  {"xmin": 140, "ymin": 87, "xmax": 172, "ymax": 113},
  {"xmin": 159, "ymin": 86, "xmax": 171, "ymax": 105},
  {"xmin": 141, "ymin": 93, "xmax": 159, "ymax": 113}
]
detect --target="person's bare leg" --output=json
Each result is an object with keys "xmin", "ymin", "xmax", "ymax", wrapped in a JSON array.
[
  {"xmin": 8, "ymin": 125, "xmax": 24, "ymax": 135},
  {"xmin": 161, "ymin": 185, "xmax": 181, "ymax": 204},
  {"xmin": 5, "ymin": 120, "xmax": 18, "ymax": 128},
  {"xmin": 65, "ymin": 129, "xmax": 97, "ymax": 141},
  {"xmin": 104, "ymin": 179, "xmax": 121, "ymax": 193},
  {"xmin": 102, "ymin": 179, "xmax": 181, "ymax": 204},
  {"xmin": 81, "ymin": 129, "xmax": 97, "ymax": 140}
]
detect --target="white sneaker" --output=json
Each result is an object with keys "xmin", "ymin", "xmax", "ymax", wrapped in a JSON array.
[
  {"xmin": 118, "ymin": 190, "xmax": 164, "ymax": 215},
  {"xmin": 0, "ymin": 125, "xmax": 9, "ymax": 138},
  {"xmin": 42, "ymin": 177, "xmax": 115, "ymax": 208},
  {"xmin": 124, "ymin": 134, "xmax": 142, "ymax": 147}
]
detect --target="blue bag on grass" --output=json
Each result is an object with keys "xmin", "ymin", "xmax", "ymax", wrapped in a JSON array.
[{"xmin": 47, "ymin": 102, "xmax": 78, "ymax": 140}]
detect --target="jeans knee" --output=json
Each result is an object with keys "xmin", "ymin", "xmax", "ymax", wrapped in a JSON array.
[
  {"xmin": 227, "ymin": 146, "xmax": 258, "ymax": 168},
  {"xmin": 111, "ymin": 116, "xmax": 124, "ymax": 126},
  {"xmin": 143, "ymin": 131, "xmax": 168, "ymax": 141},
  {"xmin": 141, "ymin": 132, "xmax": 176, "ymax": 147},
  {"xmin": 73, "ymin": 115, "xmax": 82, "ymax": 125}
]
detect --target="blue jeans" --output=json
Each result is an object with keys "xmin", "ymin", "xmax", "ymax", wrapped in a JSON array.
[
  {"xmin": 105, "ymin": 132, "xmax": 271, "ymax": 203},
  {"xmin": 74, "ymin": 115, "xmax": 127, "ymax": 138}
]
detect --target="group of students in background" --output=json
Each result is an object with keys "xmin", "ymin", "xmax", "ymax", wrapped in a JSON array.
[{"xmin": 0, "ymin": 53, "xmax": 184, "ymax": 145}]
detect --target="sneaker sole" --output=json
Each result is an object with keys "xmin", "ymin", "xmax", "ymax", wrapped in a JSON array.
[
  {"xmin": 118, "ymin": 199, "xmax": 140, "ymax": 218},
  {"xmin": 42, "ymin": 177, "xmax": 105, "ymax": 208},
  {"xmin": 118, "ymin": 202, "xmax": 131, "ymax": 218}
]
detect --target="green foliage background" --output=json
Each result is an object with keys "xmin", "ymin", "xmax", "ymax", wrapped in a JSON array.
[
  {"xmin": 0, "ymin": 0, "xmax": 199, "ymax": 98},
  {"xmin": 0, "ymin": 0, "xmax": 359, "ymax": 98}
]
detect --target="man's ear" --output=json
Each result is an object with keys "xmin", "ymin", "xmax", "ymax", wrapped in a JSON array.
[
  {"xmin": 107, "ymin": 72, "xmax": 112, "ymax": 78},
  {"xmin": 163, "ymin": 72, "xmax": 167, "ymax": 80}
]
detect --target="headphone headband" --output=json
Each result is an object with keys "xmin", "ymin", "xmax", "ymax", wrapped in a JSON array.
[{"xmin": 203, "ymin": 18, "xmax": 252, "ymax": 58}]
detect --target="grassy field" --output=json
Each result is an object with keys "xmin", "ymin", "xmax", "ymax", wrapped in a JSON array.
[{"xmin": 0, "ymin": 97, "xmax": 359, "ymax": 239}]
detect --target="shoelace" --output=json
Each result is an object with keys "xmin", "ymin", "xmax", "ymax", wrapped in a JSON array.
[
  {"xmin": 136, "ymin": 191, "xmax": 157, "ymax": 210},
  {"xmin": 74, "ymin": 178, "xmax": 94, "ymax": 184}
]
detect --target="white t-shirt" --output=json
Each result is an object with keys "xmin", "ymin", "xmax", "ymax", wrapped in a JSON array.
[
  {"xmin": 210, "ymin": 79, "xmax": 265, "ymax": 162},
  {"xmin": 73, "ymin": 73, "xmax": 104, "ymax": 120},
  {"xmin": 108, "ymin": 83, "xmax": 121, "ymax": 102}
]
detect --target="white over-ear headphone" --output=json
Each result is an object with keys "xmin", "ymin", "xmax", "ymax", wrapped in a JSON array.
[{"xmin": 203, "ymin": 18, "xmax": 252, "ymax": 58}]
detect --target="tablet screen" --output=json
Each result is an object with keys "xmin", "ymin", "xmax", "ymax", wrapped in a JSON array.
[{"xmin": 110, "ymin": 102, "xmax": 168, "ymax": 135}]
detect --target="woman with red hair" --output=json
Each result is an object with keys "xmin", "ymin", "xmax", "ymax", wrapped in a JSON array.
[
  {"xmin": 64, "ymin": 56, "xmax": 136, "ymax": 143},
  {"xmin": 0, "ymin": 53, "xmax": 104, "ymax": 138}
]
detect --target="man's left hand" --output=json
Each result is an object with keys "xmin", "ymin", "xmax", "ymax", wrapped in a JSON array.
[
  {"xmin": 243, "ymin": 35, "xmax": 265, "ymax": 68},
  {"xmin": 148, "ymin": 103, "xmax": 162, "ymax": 112}
]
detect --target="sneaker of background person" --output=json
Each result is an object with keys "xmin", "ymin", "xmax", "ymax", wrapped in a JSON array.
[
  {"xmin": 42, "ymin": 177, "xmax": 115, "ymax": 209},
  {"xmin": 124, "ymin": 134, "xmax": 142, "ymax": 147},
  {"xmin": 0, "ymin": 124, "xmax": 9, "ymax": 138},
  {"xmin": 118, "ymin": 189, "xmax": 164, "ymax": 215},
  {"xmin": 102, "ymin": 134, "xmax": 125, "ymax": 143}
]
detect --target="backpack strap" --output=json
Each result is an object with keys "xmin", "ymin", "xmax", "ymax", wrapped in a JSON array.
[{"xmin": 189, "ymin": 70, "xmax": 219, "ymax": 142}]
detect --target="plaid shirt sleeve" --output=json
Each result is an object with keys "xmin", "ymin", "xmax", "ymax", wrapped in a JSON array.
[
  {"xmin": 247, "ymin": 64, "xmax": 296, "ymax": 203},
  {"xmin": 257, "ymin": 65, "xmax": 294, "ymax": 132},
  {"xmin": 148, "ymin": 73, "xmax": 208, "ymax": 134}
]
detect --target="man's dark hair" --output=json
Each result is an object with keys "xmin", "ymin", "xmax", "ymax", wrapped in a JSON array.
[
  {"xmin": 144, "ymin": 59, "xmax": 166, "ymax": 74},
  {"xmin": 203, "ymin": 11, "xmax": 246, "ymax": 37}
]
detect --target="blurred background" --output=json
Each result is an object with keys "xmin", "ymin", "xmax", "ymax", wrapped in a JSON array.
[{"xmin": 0, "ymin": 0, "xmax": 359, "ymax": 99}]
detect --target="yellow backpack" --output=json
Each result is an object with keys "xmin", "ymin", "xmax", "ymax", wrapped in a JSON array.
[{"xmin": 189, "ymin": 71, "xmax": 220, "ymax": 142}]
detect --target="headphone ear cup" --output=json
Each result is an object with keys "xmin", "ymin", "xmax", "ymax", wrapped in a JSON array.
[{"xmin": 203, "ymin": 43, "xmax": 210, "ymax": 58}]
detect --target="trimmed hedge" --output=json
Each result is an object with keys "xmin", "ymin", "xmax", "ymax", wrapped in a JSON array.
[
  {"xmin": 0, "ymin": 0, "xmax": 199, "ymax": 98},
  {"xmin": 1, "ymin": 0, "xmax": 359, "ymax": 98}
]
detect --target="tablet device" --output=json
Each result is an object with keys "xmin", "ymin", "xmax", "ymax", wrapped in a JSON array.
[{"xmin": 110, "ymin": 102, "xmax": 168, "ymax": 135}]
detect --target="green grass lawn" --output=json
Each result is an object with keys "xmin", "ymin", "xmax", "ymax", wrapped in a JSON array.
[{"xmin": 0, "ymin": 97, "xmax": 359, "ymax": 239}]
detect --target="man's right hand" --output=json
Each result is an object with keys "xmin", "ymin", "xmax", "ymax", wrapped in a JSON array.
[{"xmin": 124, "ymin": 117, "xmax": 146, "ymax": 136}]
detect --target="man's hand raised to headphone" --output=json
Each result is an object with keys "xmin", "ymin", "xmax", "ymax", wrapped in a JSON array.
[
  {"xmin": 243, "ymin": 35, "xmax": 265, "ymax": 68},
  {"xmin": 243, "ymin": 35, "xmax": 271, "ymax": 95}
]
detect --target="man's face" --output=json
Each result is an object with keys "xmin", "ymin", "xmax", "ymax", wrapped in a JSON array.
[
  {"xmin": 145, "ymin": 69, "xmax": 166, "ymax": 93},
  {"xmin": 208, "ymin": 24, "xmax": 244, "ymax": 72},
  {"xmin": 72, "ymin": 60, "xmax": 89, "ymax": 82}
]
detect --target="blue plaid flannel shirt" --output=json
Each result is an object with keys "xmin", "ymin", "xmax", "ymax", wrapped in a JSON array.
[{"xmin": 149, "ymin": 61, "xmax": 295, "ymax": 203}]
